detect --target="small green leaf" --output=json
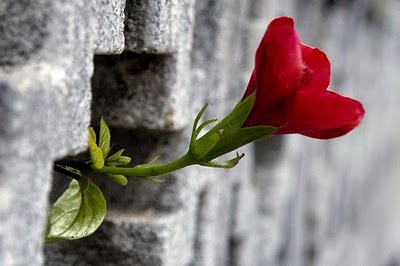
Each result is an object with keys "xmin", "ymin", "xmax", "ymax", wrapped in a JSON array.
[
  {"xmin": 105, "ymin": 149, "xmax": 124, "ymax": 164},
  {"xmin": 89, "ymin": 126, "xmax": 96, "ymax": 143},
  {"xmin": 88, "ymin": 127, "xmax": 104, "ymax": 169},
  {"xmin": 99, "ymin": 118, "xmax": 111, "ymax": 158},
  {"xmin": 108, "ymin": 174, "xmax": 128, "ymax": 186},
  {"xmin": 115, "ymin": 156, "xmax": 131, "ymax": 165},
  {"xmin": 45, "ymin": 177, "xmax": 106, "ymax": 242},
  {"xmin": 107, "ymin": 156, "xmax": 131, "ymax": 166}
]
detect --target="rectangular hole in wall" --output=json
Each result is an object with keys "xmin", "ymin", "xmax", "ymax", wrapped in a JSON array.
[{"xmin": 91, "ymin": 52, "xmax": 176, "ymax": 130}]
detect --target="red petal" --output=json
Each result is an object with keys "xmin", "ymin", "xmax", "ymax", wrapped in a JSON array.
[
  {"xmin": 244, "ymin": 17, "xmax": 304, "ymax": 127},
  {"xmin": 276, "ymin": 90, "xmax": 365, "ymax": 139},
  {"xmin": 300, "ymin": 44, "xmax": 331, "ymax": 91},
  {"xmin": 255, "ymin": 17, "xmax": 304, "ymax": 103}
]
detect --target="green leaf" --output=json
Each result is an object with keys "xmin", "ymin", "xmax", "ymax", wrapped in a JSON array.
[
  {"xmin": 89, "ymin": 126, "xmax": 96, "ymax": 143},
  {"xmin": 45, "ymin": 177, "xmax": 106, "ymax": 242},
  {"xmin": 99, "ymin": 118, "xmax": 111, "ymax": 158},
  {"xmin": 108, "ymin": 174, "xmax": 128, "ymax": 186},
  {"xmin": 201, "ymin": 125, "xmax": 276, "ymax": 161},
  {"xmin": 105, "ymin": 149, "xmax": 125, "ymax": 164},
  {"xmin": 107, "ymin": 156, "xmax": 131, "ymax": 166},
  {"xmin": 115, "ymin": 156, "xmax": 131, "ymax": 165},
  {"xmin": 88, "ymin": 127, "xmax": 104, "ymax": 169}
]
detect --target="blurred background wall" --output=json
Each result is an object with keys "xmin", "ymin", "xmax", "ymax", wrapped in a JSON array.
[{"xmin": 0, "ymin": 0, "xmax": 399, "ymax": 265}]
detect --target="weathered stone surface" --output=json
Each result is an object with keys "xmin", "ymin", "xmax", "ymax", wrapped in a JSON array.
[
  {"xmin": 0, "ymin": 0, "xmax": 125, "ymax": 265},
  {"xmin": 2, "ymin": 0, "xmax": 400, "ymax": 265},
  {"xmin": 92, "ymin": 0, "xmax": 196, "ymax": 131},
  {"xmin": 45, "ymin": 209, "xmax": 197, "ymax": 266},
  {"xmin": 47, "ymin": 0, "xmax": 257, "ymax": 265},
  {"xmin": 0, "ymin": 0, "xmax": 49, "ymax": 66},
  {"xmin": 95, "ymin": 0, "xmax": 126, "ymax": 54}
]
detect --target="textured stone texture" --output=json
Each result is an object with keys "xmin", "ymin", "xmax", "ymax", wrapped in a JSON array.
[
  {"xmin": 0, "ymin": 0, "xmax": 125, "ymax": 265},
  {"xmin": 1, "ymin": 0, "xmax": 400, "ymax": 266},
  {"xmin": 91, "ymin": 0, "xmax": 196, "ymax": 130},
  {"xmin": 95, "ymin": 0, "xmax": 126, "ymax": 54}
]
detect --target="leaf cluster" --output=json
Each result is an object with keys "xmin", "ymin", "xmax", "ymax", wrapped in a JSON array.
[{"xmin": 46, "ymin": 118, "xmax": 132, "ymax": 241}]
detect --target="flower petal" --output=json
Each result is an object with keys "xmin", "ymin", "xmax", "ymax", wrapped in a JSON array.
[
  {"xmin": 255, "ymin": 17, "xmax": 304, "ymax": 102},
  {"xmin": 244, "ymin": 17, "xmax": 304, "ymax": 128},
  {"xmin": 276, "ymin": 90, "xmax": 365, "ymax": 139},
  {"xmin": 300, "ymin": 44, "xmax": 331, "ymax": 91}
]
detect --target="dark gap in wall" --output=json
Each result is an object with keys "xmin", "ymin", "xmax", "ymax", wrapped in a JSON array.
[
  {"xmin": 48, "ymin": 172, "xmax": 75, "ymax": 204},
  {"xmin": 95, "ymin": 126, "xmax": 183, "ymax": 212},
  {"xmin": 227, "ymin": 183, "xmax": 240, "ymax": 266},
  {"xmin": 91, "ymin": 52, "xmax": 174, "ymax": 129},
  {"xmin": 50, "ymin": 125, "xmax": 183, "ymax": 213},
  {"xmin": 49, "ymin": 150, "xmax": 89, "ymax": 204},
  {"xmin": 188, "ymin": 188, "xmax": 208, "ymax": 266}
]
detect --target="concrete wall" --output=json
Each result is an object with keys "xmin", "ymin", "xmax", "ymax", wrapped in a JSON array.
[{"xmin": 1, "ymin": 0, "xmax": 399, "ymax": 265}]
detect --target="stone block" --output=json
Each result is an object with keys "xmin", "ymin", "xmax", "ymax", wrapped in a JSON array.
[
  {"xmin": 93, "ymin": 0, "xmax": 196, "ymax": 131},
  {"xmin": 5, "ymin": 0, "xmax": 400, "ymax": 266},
  {"xmin": 0, "ymin": 0, "xmax": 111, "ymax": 265},
  {"xmin": 91, "ymin": 53, "xmax": 191, "ymax": 130},
  {"xmin": 95, "ymin": 0, "xmax": 126, "ymax": 54},
  {"xmin": 0, "ymin": 0, "xmax": 49, "ymax": 66},
  {"xmin": 124, "ymin": 0, "xmax": 194, "ymax": 54},
  {"xmin": 45, "ymin": 209, "xmax": 197, "ymax": 266}
]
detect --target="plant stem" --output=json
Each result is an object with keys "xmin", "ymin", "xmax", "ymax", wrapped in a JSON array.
[
  {"xmin": 53, "ymin": 164, "xmax": 82, "ymax": 180},
  {"xmin": 95, "ymin": 151, "xmax": 196, "ymax": 177}
]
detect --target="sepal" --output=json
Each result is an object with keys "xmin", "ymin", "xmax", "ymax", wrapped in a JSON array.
[
  {"xmin": 188, "ymin": 93, "xmax": 276, "ymax": 163},
  {"xmin": 198, "ymin": 152, "xmax": 245, "ymax": 169}
]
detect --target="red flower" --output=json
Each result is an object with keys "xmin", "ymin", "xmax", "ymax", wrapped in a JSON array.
[{"xmin": 242, "ymin": 17, "xmax": 365, "ymax": 139}]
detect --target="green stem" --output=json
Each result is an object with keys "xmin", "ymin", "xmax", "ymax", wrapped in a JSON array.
[{"xmin": 95, "ymin": 151, "xmax": 196, "ymax": 177}]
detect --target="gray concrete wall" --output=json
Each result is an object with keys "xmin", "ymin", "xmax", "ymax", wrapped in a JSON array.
[{"xmin": 1, "ymin": 0, "xmax": 399, "ymax": 265}]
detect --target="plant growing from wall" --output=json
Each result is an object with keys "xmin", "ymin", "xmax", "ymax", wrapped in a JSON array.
[{"xmin": 46, "ymin": 16, "xmax": 365, "ymax": 241}]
